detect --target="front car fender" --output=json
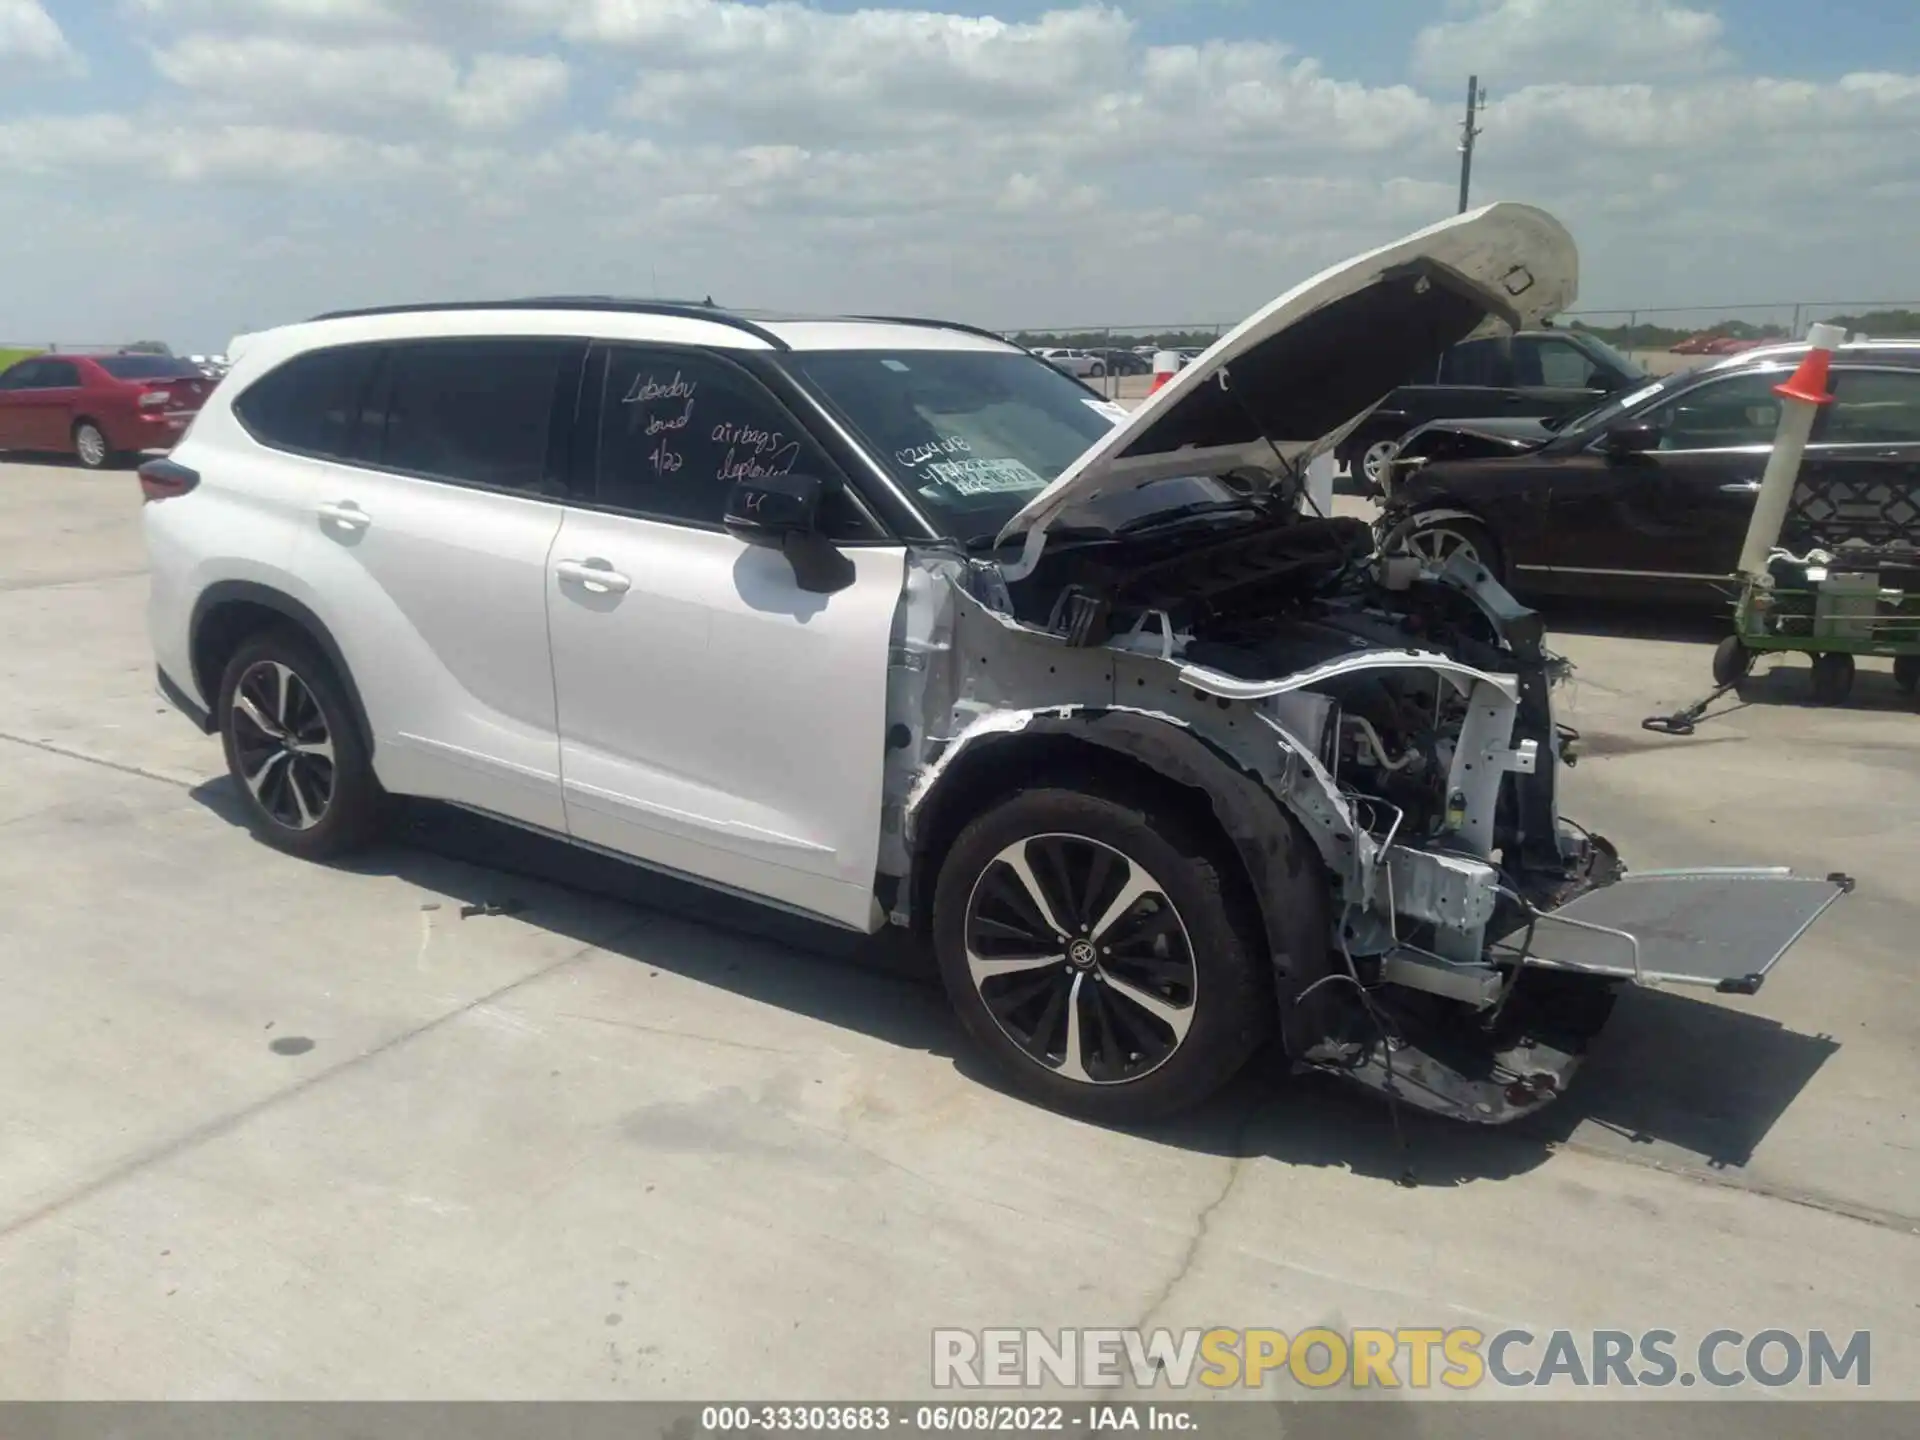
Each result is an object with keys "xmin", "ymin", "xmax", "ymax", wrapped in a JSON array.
[{"xmin": 903, "ymin": 704, "xmax": 1333, "ymax": 989}]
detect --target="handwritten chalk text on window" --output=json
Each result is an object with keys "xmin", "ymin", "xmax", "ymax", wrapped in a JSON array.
[
  {"xmin": 895, "ymin": 436, "xmax": 972, "ymax": 468},
  {"xmin": 623, "ymin": 371, "xmax": 697, "ymax": 406}
]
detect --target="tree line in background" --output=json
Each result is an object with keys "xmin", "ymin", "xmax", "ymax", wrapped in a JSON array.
[{"xmin": 1014, "ymin": 309, "xmax": 1920, "ymax": 354}]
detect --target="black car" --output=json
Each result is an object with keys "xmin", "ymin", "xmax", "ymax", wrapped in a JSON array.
[
  {"xmin": 1339, "ymin": 326, "xmax": 1646, "ymax": 487},
  {"xmin": 1378, "ymin": 341, "xmax": 1920, "ymax": 601}
]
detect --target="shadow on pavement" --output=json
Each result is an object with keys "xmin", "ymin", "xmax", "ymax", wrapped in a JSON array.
[
  {"xmin": 1534, "ymin": 595, "xmax": 1732, "ymax": 646},
  {"xmin": 189, "ymin": 782, "xmax": 1839, "ymax": 1193}
]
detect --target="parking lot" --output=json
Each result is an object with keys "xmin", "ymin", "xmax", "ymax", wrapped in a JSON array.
[{"xmin": 2, "ymin": 457, "xmax": 1918, "ymax": 1401}]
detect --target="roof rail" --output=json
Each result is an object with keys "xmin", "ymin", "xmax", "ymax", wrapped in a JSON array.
[
  {"xmin": 851, "ymin": 314, "xmax": 1018, "ymax": 348},
  {"xmin": 305, "ymin": 297, "xmax": 791, "ymax": 350}
]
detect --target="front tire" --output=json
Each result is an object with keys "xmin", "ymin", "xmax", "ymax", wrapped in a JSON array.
[
  {"xmin": 1712, "ymin": 635, "xmax": 1753, "ymax": 688},
  {"xmin": 932, "ymin": 786, "xmax": 1276, "ymax": 1123},
  {"xmin": 218, "ymin": 628, "xmax": 385, "ymax": 859}
]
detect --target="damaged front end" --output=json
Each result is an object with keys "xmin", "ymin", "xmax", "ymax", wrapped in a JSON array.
[
  {"xmin": 886, "ymin": 523, "xmax": 1847, "ymax": 1125},
  {"xmin": 865, "ymin": 203, "xmax": 1846, "ymax": 1125}
]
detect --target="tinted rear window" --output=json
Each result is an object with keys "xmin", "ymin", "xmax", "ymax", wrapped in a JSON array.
[
  {"xmin": 234, "ymin": 345, "xmax": 386, "ymax": 459},
  {"xmin": 371, "ymin": 340, "xmax": 572, "ymax": 493},
  {"xmin": 97, "ymin": 356, "xmax": 204, "ymax": 380}
]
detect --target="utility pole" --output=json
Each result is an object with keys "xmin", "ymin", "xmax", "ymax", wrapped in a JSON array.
[{"xmin": 1457, "ymin": 75, "xmax": 1485, "ymax": 213}]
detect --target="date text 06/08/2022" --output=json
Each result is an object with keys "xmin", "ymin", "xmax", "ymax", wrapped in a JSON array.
[{"xmin": 699, "ymin": 1405, "xmax": 1195, "ymax": 1433}]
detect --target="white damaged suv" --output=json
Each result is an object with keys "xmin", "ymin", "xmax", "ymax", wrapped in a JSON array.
[{"xmin": 144, "ymin": 204, "xmax": 1847, "ymax": 1124}]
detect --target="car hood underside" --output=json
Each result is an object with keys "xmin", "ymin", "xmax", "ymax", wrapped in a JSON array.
[{"xmin": 997, "ymin": 202, "xmax": 1579, "ymax": 552}]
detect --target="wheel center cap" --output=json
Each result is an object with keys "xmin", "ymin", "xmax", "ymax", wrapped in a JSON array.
[{"xmin": 1068, "ymin": 939, "xmax": 1098, "ymax": 969}]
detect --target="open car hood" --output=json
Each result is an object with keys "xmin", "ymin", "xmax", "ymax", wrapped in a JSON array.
[{"xmin": 995, "ymin": 202, "xmax": 1578, "ymax": 549}]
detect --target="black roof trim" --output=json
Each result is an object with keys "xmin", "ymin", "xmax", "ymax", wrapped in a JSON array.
[
  {"xmin": 851, "ymin": 314, "xmax": 1019, "ymax": 349},
  {"xmin": 305, "ymin": 297, "xmax": 792, "ymax": 351}
]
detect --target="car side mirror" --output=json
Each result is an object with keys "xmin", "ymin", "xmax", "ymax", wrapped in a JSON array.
[
  {"xmin": 723, "ymin": 473, "xmax": 854, "ymax": 595},
  {"xmin": 1604, "ymin": 422, "xmax": 1661, "ymax": 456}
]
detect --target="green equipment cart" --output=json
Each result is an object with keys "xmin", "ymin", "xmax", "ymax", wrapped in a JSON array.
[{"xmin": 1714, "ymin": 549, "xmax": 1920, "ymax": 705}]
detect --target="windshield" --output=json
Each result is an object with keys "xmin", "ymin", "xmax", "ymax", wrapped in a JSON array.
[
  {"xmin": 1547, "ymin": 375, "xmax": 1674, "ymax": 433},
  {"xmin": 97, "ymin": 356, "xmax": 203, "ymax": 380},
  {"xmin": 785, "ymin": 348, "xmax": 1231, "ymax": 542}
]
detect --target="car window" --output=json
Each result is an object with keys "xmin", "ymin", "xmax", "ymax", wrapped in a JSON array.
[
  {"xmin": 234, "ymin": 344, "xmax": 387, "ymax": 461},
  {"xmin": 371, "ymin": 339, "xmax": 572, "ymax": 494},
  {"xmin": 1642, "ymin": 371, "xmax": 1786, "ymax": 450},
  {"xmin": 1824, "ymin": 369, "xmax": 1920, "ymax": 444},
  {"xmin": 784, "ymin": 347, "xmax": 1124, "ymax": 542},
  {"xmin": 596, "ymin": 346, "xmax": 872, "ymax": 537},
  {"xmin": 1437, "ymin": 337, "xmax": 1504, "ymax": 386},
  {"xmin": 0, "ymin": 360, "xmax": 44, "ymax": 390},
  {"xmin": 96, "ymin": 356, "xmax": 205, "ymax": 380},
  {"xmin": 1513, "ymin": 336, "xmax": 1602, "ymax": 389},
  {"xmin": 39, "ymin": 360, "xmax": 80, "ymax": 387}
]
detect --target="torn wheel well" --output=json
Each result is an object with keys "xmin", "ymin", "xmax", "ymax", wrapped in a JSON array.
[{"xmin": 907, "ymin": 733, "xmax": 1250, "ymax": 938}]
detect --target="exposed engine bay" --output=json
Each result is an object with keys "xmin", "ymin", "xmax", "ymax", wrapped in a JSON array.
[{"xmin": 1003, "ymin": 506, "xmax": 1623, "ymax": 1119}]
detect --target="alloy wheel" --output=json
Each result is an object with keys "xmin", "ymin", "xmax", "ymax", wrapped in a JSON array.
[
  {"xmin": 230, "ymin": 660, "xmax": 335, "ymax": 830},
  {"xmin": 963, "ymin": 833, "xmax": 1197, "ymax": 1085},
  {"xmin": 1404, "ymin": 523, "xmax": 1482, "ymax": 569},
  {"xmin": 74, "ymin": 424, "xmax": 108, "ymax": 468},
  {"xmin": 1361, "ymin": 440, "xmax": 1398, "ymax": 484}
]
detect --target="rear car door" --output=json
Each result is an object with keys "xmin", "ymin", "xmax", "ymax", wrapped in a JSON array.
[
  {"xmin": 546, "ymin": 344, "xmax": 905, "ymax": 930},
  {"xmin": 282, "ymin": 336, "xmax": 585, "ymax": 833},
  {"xmin": 1785, "ymin": 366, "xmax": 1920, "ymax": 553},
  {"xmin": 1548, "ymin": 368, "xmax": 1784, "ymax": 586},
  {"xmin": 1393, "ymin": 336, "xmax": 1514, "ymax": 428},
  {"xmin": 1509, "ymin": 333, "xmax": 1612, "ymax": 418}
]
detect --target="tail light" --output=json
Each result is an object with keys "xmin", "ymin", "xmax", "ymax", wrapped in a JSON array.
[
  {"xmin": 137, "ymin": 390, "xmax": 170, "ymax": 408},
  {"xmin": 138, "ymin": 457, "xmax": 199, "ymax": 502}
]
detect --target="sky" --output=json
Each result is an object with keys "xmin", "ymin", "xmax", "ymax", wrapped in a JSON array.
[{"xmin": 1, "ymin": 1, "xmax": 1916, "ymax": 353}]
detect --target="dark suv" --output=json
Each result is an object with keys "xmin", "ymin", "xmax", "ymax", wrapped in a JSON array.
[{"xmin": 1339, "ymin": 326, "xmax": 1645, "ymax": 487}]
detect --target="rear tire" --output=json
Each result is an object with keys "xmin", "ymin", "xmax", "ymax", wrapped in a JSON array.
[
  {"xmin": 1401, "ymin": 513, "xmax": 1503, "ymax": 583},
  {"xmin": 72, "ymin": 420, "xmax": 117, "ymax": 470},
  {"xmin": 1360, "ymin": 438, "xmax": 1399, "ymax": 487},
  {"xmin": 931, "ymin": 784, "xmax": 1281, "ymax": 1123},
  {"xmin": 1809, "ymin": 652, "xmax": 1855, "ymax": 706},
  {"xmin": 217, "ymin": 627, "xmax": 385, "ymax": 859},
  {"xmin": 1894, "ymin": 655, "xmax": 1920, "ymax": 695}
]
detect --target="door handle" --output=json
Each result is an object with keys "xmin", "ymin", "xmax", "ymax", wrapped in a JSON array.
[
  {"xmin": 1719, "ymin": 480, "xmax": 1763, "ymax": 495},
  {"xmin": 554, "ymin": 558, "xmax": 632, "ymax": 595},
  {"xmin": 316, "ymin": 500, "xmax": 369, "ymax": 530}
]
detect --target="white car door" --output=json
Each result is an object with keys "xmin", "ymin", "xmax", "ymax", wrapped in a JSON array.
[
  {"xmin": 288, "ymin": 337, "xmax": 583, "ymax": 833},
  {"xmin": 547, "ymin": 344, "xmax": 904, "ymax": 930}
]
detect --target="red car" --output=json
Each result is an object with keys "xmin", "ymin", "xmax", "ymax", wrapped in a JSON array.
[{"xmin": 0, "ymin": 352, "xmax": 214, "ymax": 469}]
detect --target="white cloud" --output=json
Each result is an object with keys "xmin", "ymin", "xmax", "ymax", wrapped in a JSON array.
[
  {"xmin": 1412, "ymin": 0, "xmax": 1727, "ymax": 87},
  {"xmin": 150, "ymin": 36, "xmax": 567, "ymax": 131},
  {"xmin": 0, "ymin": 0, "xmax": 81, "ymax": 74},
  {"xmin": 3, "ymin": 2, "xmax": 1918, "ymax": 351},
  {"xmin": 0, "ymin": 112, "xmax": 420, "ymax": 182}
]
